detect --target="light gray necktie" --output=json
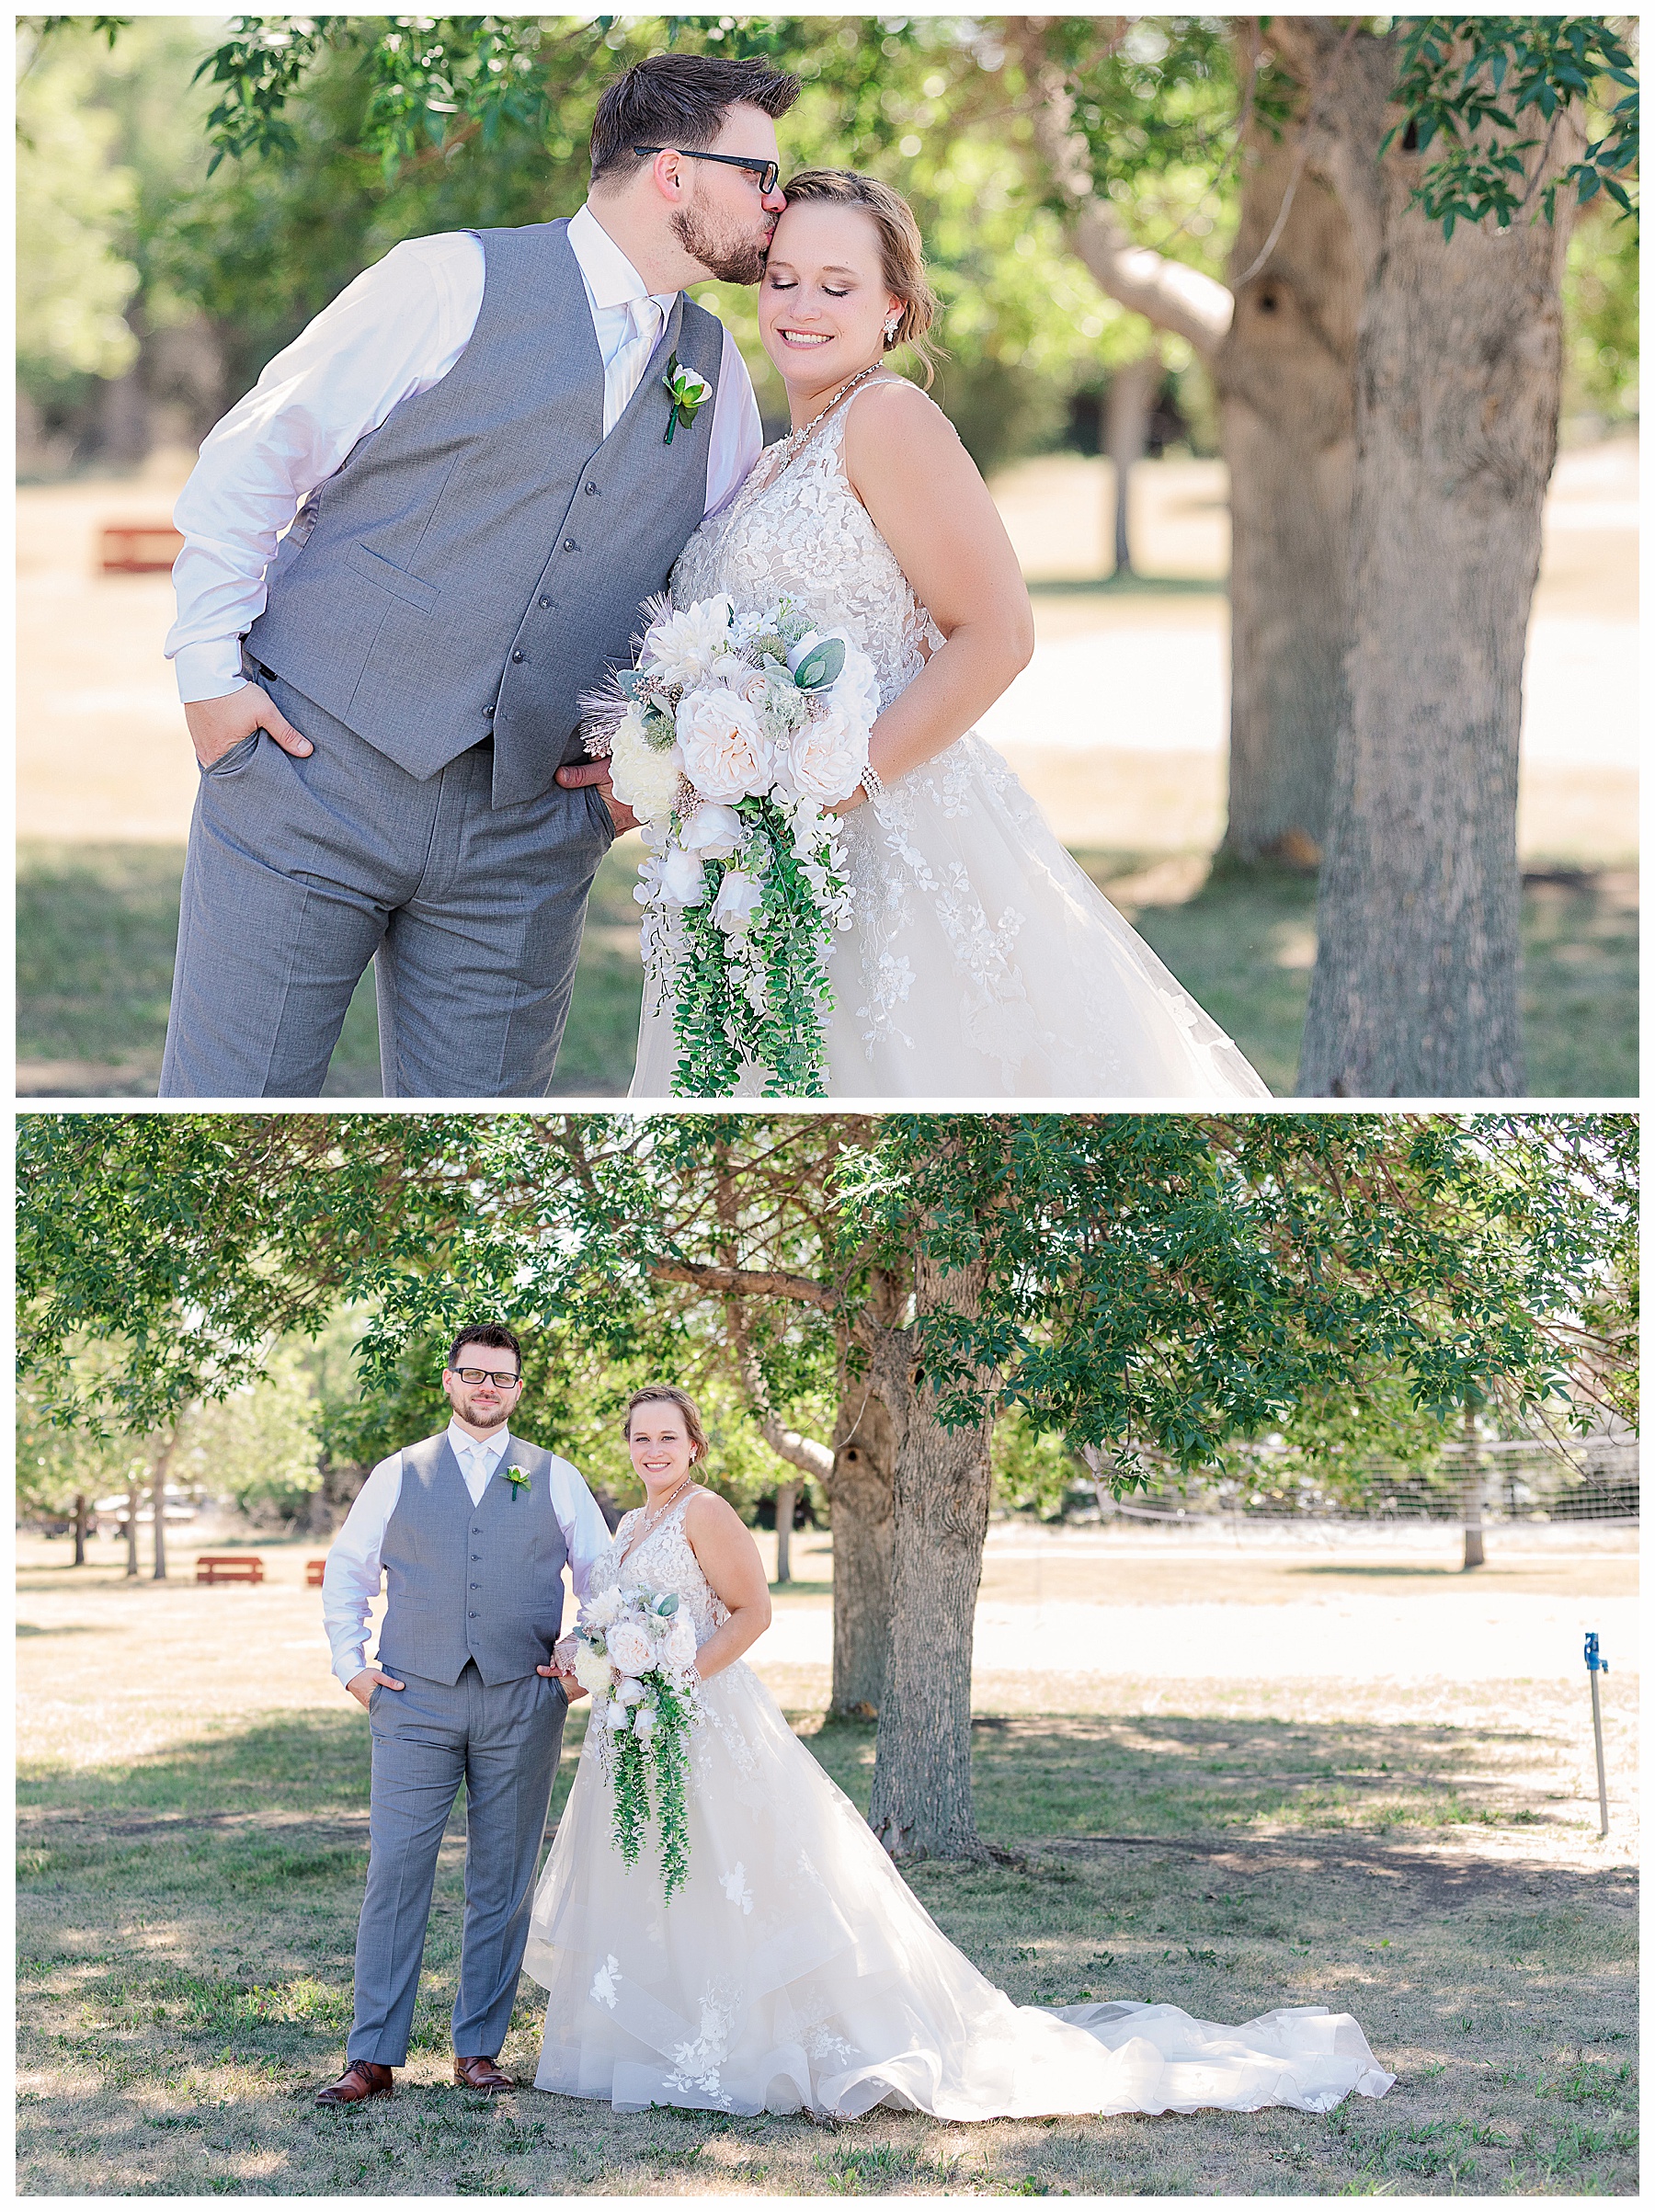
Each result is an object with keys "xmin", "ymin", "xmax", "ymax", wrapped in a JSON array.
[{"xmin": 608, "ymin": 295, "xmax": 664, "ymax": 433}]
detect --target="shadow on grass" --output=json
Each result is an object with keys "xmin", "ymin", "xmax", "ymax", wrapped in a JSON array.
[
  {"xmin": 18, "ymin": 842, "xmax": 1635, "ymax": 1100},
  {"xmin": 17, "ymin": 1704, "xmax": 1638, "ymax": 2195}
]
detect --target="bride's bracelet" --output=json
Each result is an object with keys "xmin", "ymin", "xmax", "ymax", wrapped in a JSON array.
[{"xmin": 859, "ymin": 762, "xmax": 885, "ymax": 804}]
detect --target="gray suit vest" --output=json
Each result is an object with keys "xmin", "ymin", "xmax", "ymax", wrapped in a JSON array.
[
  {"xmin": 245, "ymin": 220, "xmax": 724, "ymax": 807},
  {"xmin": 377, "ymin": 1431, "xmax": 571, "ymax": 1686}
]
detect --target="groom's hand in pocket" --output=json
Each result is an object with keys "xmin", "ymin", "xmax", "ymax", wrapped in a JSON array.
[
  {"xmin": 347, "ymin": 1667, "xmax": 405, "ymax": 1709},
  {"xmin": 554, "ymin": 758, "xmax": 637, "ymax": 836},
  {"xmin": 186, "ymin": 683, "xmax": 314, "ymax": 770}
]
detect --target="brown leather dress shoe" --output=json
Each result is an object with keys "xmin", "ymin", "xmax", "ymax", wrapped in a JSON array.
[
  {"xmin": 315, "ymin": 2059, "xmax": 394, "ymax": 2106},
  {"xmin": 453, "ymin": 2055, "xmax": 515, "ymax": 2094}
]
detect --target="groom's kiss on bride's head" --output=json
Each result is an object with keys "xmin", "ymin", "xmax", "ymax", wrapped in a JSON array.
[{"xmin": 159, "ymin": 51, "xmax": 798, "ymax": 1101}]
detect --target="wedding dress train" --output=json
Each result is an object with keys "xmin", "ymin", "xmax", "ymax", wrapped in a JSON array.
[
  {"xmin": 629, "ymin": 384, "xmax": 1272, "ymax": 1100},
  {"xmin": 524, "ymin": 1497, "xmax": 1392, "ymax": 2120}
]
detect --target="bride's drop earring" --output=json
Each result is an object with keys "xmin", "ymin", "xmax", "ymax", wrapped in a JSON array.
[{"xmin": 884, "ymin": 315, "xmax": 899, "ymax": 345}]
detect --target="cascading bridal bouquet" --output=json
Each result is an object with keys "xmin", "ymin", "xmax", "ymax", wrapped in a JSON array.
[
  {"xmin": 571, "ymin": 1583, "xmax": 706, "ymax": 1902},
  {"xmin": 582, "ymin": 593, "xmax": 878, "ymax": 1096}
]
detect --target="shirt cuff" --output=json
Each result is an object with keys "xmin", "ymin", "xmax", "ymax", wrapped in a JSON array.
[{"xmin": 172, "ymin": 641, "xmax": 251, "ymax": 705}]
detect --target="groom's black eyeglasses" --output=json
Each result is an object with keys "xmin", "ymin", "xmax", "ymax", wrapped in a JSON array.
[
  {"xmin": 633, "ymin": 145, "xmax": 781, "ymax": 196},
  {"xmin": 451, "ymin": 1366, "xmax": 522, "ymax": 1387}
]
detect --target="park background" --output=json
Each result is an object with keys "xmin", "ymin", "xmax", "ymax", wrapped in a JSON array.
[
  {"xmin": 15, "ymin": 14, "xmax": 1638, "ymax": 1098},
  {"xmin": 17, "ymin": 1110, "xmax": 1638, "ymax": 2193}
]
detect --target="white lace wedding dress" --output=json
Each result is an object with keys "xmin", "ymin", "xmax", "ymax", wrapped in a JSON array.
[
  {"xmin": 524, "ymin": 1494, "xmax": 1393, "ymax": 2120},
  {"xmin": 629, "ymin": 382, "xmax": 1272, "ymax": 1099}
]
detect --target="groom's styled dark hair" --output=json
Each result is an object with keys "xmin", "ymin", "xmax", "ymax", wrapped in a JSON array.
[
  {"xmin": 447, "ymin": 1322, "xmax": 524, "ymax": 1373},
  {"xmin": 589, "ymin": 53, "xmax": 800, "ymax": 184}
]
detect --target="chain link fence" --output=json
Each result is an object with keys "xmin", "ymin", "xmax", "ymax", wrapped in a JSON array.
[{"xmin": 1081, "ymin": 1432, "xmax": 1638, "ymax": 1532}]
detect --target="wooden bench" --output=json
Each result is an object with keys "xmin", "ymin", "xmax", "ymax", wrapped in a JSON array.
[
  {"xmin": 195, "ymin": 1555, "xmax": 264, "ymax": 1586},
  {"xmin": 306, "ymin": 1558, "xmax": 327, "ymax": 1588},
  {"xmin": 100, "ymin": 522, "xmax": 186, "ymax": 575}
]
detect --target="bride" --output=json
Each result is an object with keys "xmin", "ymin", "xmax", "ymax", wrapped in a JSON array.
[
  {"xmin": 524, "ymin": 1385, "xmax": 1392, "ymax": 2120},
  {"xmin": 628, "ymin": 171, "xmax": 1271, "ymax": 1100}
]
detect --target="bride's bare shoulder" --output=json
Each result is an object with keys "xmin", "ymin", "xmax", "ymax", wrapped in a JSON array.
[
  {"xmin": 682, "ymin": 1486, "xmax": 745, "ymax": 1537},
  {"xmin": 844, "ymin": 376, "xmax": 971, "ymax": 490}
]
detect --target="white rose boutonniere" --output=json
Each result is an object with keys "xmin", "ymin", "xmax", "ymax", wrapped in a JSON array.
[{"xmin": 663, "ymin": 353, "xmax": 714, "ymax": 445}]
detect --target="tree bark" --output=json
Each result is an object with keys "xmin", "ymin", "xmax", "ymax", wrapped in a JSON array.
[
  {"xmin": 72, "ymin": 1493, "xmax": 87, "ymax": 1568},
  {"xmin": 1291, "ymin": 20, "xmax": 1578, "ymax": 1094},
  {"xmin": 1461, "ymin": 1402, "xmax": 1486, "ymax": 1571},
  {"xmin": 1104, "ymin": 350, "xmax": 1160, "ymax": 576},
  {"xmin": 826, "ymin": 1380, "xmax": 896, "ymax": 1717},
  {"xmin": 865, "ymin": 1247, "xmax": 995, "ymax": 1863},
  {"xmin": 150, "ymin": 1426, "xmax": 177, "ymax": 1582},
  {"xmin": 124, "ymin": 1468, "xmax": 140, "ymax": 1579},
  {"xmin": 772, "ymin": 1480, "xmax": 796, "ymax": 1585},
  {"xmin": 1215, "ymin": 92, "xmax": 1361, "ymax": 865}
]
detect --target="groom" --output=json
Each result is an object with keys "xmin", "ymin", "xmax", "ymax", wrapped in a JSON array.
[
  {"xmin": 160, "ymin": 53, "xmax": 798, "ymax": 1097},
  {"xmin": 316, "ymin": 1323, "xmax": 612, "ymax": 2101}
]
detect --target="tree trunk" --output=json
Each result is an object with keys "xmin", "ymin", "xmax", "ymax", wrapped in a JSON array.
[
  {"xmin": 772, "ymin": 1480, "xmax": 796, "ymax": 1585},
  {"xmin": 72, "ymin": 1493, "xmax": 87, "ymax": 1567},
  {"xmin": 1461, "ymin": 1403, "xmax": 1486, "ymax": 1571},
  {"xmin": 826, "ymin": 1382, "xmax": 896, "ymax": 1717},
  {"xmin": 1216, "ymin": 90, "xmax": 1361, "ymax": 866},
  {"xmin": 124, "ymin": 1469, "xmax": 141, "ymax": 1579},
  {"xmin": 150, "ymin": 1427, "xmax": 177, "ymax": 1582},
  {"xmin": 865, "ymin": 1248, "xmax": 994, "ymax": 1863},
  {"xmin": 1291, "ymin": 21, "xmax": 1578, "ymax": 1094},
  {"xmin": 1104, "ymin": 351, "xmax": 1159, "ymax": 576}
]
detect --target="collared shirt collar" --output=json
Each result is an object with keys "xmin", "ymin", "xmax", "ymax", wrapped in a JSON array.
[
  {"xmin": 567, "ymin": 200, "xmax": 677, "ymax": 317},
  {"xmin": 447, "ymin": 1418, "xmax": 511, "ymax": 1469}
]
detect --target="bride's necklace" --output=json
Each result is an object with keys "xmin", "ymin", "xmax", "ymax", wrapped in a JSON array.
[
  {"xmin": 628, "ymin": 1475, "xmax": 695, "ymax": 1554},
  {"xmin": 771, "ymin": 361, "xmax": 888, "ymax": 474}
]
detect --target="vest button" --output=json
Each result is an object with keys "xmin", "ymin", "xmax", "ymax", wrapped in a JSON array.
[
  {"xmin": 468, "ymin": 1611, "xmax": 478, "ymax": 1619},
  {"xmin": 539, "ymin": 597, "xmax": 551, "ymax": 609},
  {"xmin": 483, "ymin": 707, "xmax": 494, "ymax": 719},
  {"xmin": 585, "ymin": 482, "xmax": 599, "ymax": 496},
  {"xmin": 563, "ymin": 538, "xmax": 577, "ymax": 553},
  {"xmin": 511, "ymin": 648, "xmax": 524, "ymax": 663}
]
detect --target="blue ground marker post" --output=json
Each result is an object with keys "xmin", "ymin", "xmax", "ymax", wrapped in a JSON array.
[{"xmin": 1584, "ymin": 1632, "xmax": 1609, "ymax": 1839}]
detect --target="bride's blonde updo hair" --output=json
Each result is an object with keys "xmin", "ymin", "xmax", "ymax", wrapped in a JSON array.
[
  {"xmin": 623, "ymin": 1384, "xmax": 708, "ymax": 1464},
  {"xmin": 777, "ymin": 168, "xmax": 941, "ymax": 388}
]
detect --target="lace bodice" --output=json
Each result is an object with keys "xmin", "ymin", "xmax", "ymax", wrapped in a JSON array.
[
  {"xmin": 588, "ymin": 1491, "xmax": 729, "ymax": 1647},
  {"xmin": 669, "ymin": 381, "xmax": 944, "ymax": 710}
]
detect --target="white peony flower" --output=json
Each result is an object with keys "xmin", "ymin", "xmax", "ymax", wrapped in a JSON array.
[
  {"xmin": 666, "ymin": 1614, "xmax": 698, "ymax": 1670},
  {"xmin": 661, "ymin": 847, "xmax": 711, "ymax": 906},
  {"xmin": 606, "ymin": 1620, "xmax": 654, "ymax": 1675},
  {"xmin": 573, "ymin": 1642, "xmax": 615, "ymax": 1698},
  {"xmin": 711, "ymin": 869, "xmax": 764, "ymax": 934},
  {"xmin": 788, "ymin": 699, "xmax": 869, "ymax": 804},
  {"xmin": 641, "ymin": 595, "xmax": 734, "ymax": 689},
  {"xmin": 607, "ymin": 707, "xmax": 683, "ymax": 824},
  {"xmin": 679, "ymin": 801, "xmax": 745, "ymax": 860},
  {"xmin": 677, "ymin": 686, "xmax": 773, "ymax": 803}
]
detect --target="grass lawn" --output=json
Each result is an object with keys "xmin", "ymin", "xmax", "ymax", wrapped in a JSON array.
[
  {"xmin": 16, "ymin": 842, "xmax": 1637, "ymax": 1099},
  {"xmin": 17, "ymin": 1535, "xmax": 1638, "ymax": 2195}
]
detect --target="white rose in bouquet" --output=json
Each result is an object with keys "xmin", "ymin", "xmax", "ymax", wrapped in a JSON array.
[
  {"xmin": 608, "ymin": 707, "xmax": 683, "ymax": 824},
  {"xmin": 614, "ymin": 1675, "xmax": 645, "ymax": 1707},
  {"xmin": 711, "ymin": 869, "xmax": 764, "ymax": 934},
  {"xmin": 814, "ymin": 630, "xmax": 881, "ymax": 731},
  {"xmin": 679, "ymin": 801, "xmax": 745, "ymax": 860},
  {"xmin": 788, "ymin": 698, "xmax": 869, "ymax": 804},
  {"xmin": 632, "ymin": 1706, "xmax": 657, "ymax": 1742},
  {"xmin": 661, "ymin": 848, "xmax": 711, "ymax": 906},
  {"xmin": 606, "ymin": 1620, "xmax": 654, "ymax": 1675},
  {"xmin": 641, "ymin": 595, "xmax": 734, "ymax": 689},
  {"xmin": 666, "ymin": 1614, "xmax": 698, "ymax": 1670},
  {"xmin": 678, "ymin": 688, "xmax": 773, "ymax": 803},
  {"xmin": 606, "ymin": 1701, "xmax": 631, "ymax": 1730}
]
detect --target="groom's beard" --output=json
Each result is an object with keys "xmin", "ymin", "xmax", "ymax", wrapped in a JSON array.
[{"xmin": 671, "ymin": 200, "xmax": 771, "ymax": 287}]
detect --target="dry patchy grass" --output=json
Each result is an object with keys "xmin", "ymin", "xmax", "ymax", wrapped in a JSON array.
[{"xmin": 17, "ymin": 1537, "xmax": 1638, "ymax": 2195}]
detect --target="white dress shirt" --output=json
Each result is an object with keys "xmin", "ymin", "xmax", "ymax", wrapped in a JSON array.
[
  {"xmin": 167, "ymin": 201, "xmax": 764, "ymax": 703},
  {"xmin": 321, "ymin": 1420, "xmax": 614, "ymax": 1688}
]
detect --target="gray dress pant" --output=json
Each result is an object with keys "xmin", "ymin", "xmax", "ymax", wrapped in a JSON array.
[
  {"xmin": 348, "ymin": 1662, "xmax": 568, "ymax": 2069},
  {"xmin": 158, "ymin": 668, "xmax": 613, "ymax": 1098}
]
